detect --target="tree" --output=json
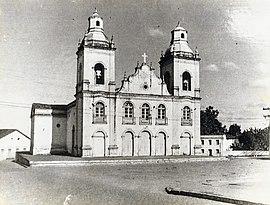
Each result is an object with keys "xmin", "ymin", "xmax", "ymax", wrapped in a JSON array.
[
  {"xmin": 235, "ymin": 127, "xmax": 269, "ymax": 151},
  {"xmin": 227, "ymin": 124, "xmax": 242, "ymax": 150},
  {"xmin": 228, "ymin": 124, "xmax": 241, "ymax": 137},
  {"xmin": 200, "ymin": 106, "xmax": 226, "ymax": 135}
]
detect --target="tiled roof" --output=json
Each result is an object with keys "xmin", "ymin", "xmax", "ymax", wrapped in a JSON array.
[
  {"xmin": 0, "ymin": 129, "xmax": 30, "ymax": 140},
  {"xmin": 31, "ymin": 103, "xmax": 68, "ymax": 117},
  {"xmin": 32, "ymin": 103, "xmax": 67, "ymax": 110}
]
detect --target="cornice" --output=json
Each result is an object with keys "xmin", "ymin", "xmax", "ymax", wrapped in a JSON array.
[
  {"xmin": 159, "ymin": 52, "xmax": 201, "ymax": 64},
  {"xmin": 79, "ymin": 90, "xmax": 201, "ymax": 101}
]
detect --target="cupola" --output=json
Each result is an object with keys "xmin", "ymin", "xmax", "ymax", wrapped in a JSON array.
[
  {"xmin": 84, "ymin": 9, "xmax": 110, "ymax": 48},
  {"xmin": 165, "ymin": 22, "xmax": 193, "ymax": 55},
  {"xmin": 88, "ymin": 9, "xmax": 104, "ymax": 32}
]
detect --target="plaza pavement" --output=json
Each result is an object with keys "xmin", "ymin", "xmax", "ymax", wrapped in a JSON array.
[{"xmin": 1, "ymin": 156, "xmax": 270, "ymax": 205}]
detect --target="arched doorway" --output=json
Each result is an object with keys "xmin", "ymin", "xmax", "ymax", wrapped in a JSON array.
[
  {"xmin": 122, "ymin": 131, "xmax": 134, "ymax": 156},
  {"xmin": 155, "ymin": 132, "xmax": 166, "ymax": 156},
  {"xmin": 180, "ymin": 132, "xmax": 191, "ymax": 155},
  {"xmin": 137, "ymin": 131, "xmax": 151, "ymax": 156},
  {"xmin": 92, "ymin": 131, "xmax": 105, "ymax": 157}
]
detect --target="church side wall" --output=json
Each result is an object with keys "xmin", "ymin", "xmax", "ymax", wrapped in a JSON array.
[
  {"xmin": 31, "ymin": 107, "xmax": 68, "ymax": 155},
  {"xmin": 66, "ymin": 106, "xmax": 76, "ymax": 154},
  {"xmin": 76, "ymin": 96, "xmax": 83, "ymax": 156},
  {"xmin": 31, "ymin": 109, "xmax": 53, "ymax": 155},
  {"xmin": 51, "ymin": 111, "xmax": 67, "ymax": 153}
]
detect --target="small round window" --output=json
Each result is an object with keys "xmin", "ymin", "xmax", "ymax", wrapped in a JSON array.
[
  {"xmin": 143, "ymin": 84, "xmax": 148, "ymax": 90},
  {"xmin": 56, "ymin": 124, "xmax": 61, "ymax": 128}
]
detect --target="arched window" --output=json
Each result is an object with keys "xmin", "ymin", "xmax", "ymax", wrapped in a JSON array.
[
  {"xmin": 142, "ymin": 103, "xmax": 150, "ymax": 120},
  {"xmin": 157, "ymin": 104, "xmax": 166, "ymax": 119},
  {"xmin": 95, "ymin": 102, "xmax": 105, "ymax": 117},
  {"xmin": 96, "ymin": 21, "xmax": 100, "ymax": 26},
  {"xmin": 94, "ymin": 102, "xmax": 106, "ymax": 124},
  {"xmin": 183, "ymin": 106, "xmax": 191, "ymax": 120},
  {"xmin": 124, "ymin": 102, "xmax": 134, "ymax": 118},
  {"xmin": 94, "ymin": 63, "xmax": 105, "ymax": 85},
  {"xmin": 181, "ymin": 33, "xmax": 185, "ymax": 39},
  {"xmin": 182, "ymin": 71, "xmax": 191, "ymax": 91},
  {"xmin": 123, "ymin": 102, "xmax": 135, "ymax": 124}
]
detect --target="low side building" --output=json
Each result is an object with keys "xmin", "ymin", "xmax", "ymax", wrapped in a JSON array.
[
  {"xmin": 30, "ymin": 104, "xmax": 68, "ymax": 155},
  {"xmin": 200, "ymin": 135, "xmax": 224, "ymax": 156},
  {"xmin": 0, "ymin": 129, "xmax": 30, "ymax": 160},
  {"xmin": 200, "ymin": 134, "xmax": 235, "ymax": 156}
]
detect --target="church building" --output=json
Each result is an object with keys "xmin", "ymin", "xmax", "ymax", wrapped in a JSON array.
[{"xmin": 30, "ymin": 10, "xmax": 202, "ymax": 157}]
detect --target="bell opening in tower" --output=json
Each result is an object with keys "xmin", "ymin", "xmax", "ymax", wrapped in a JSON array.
[{"xmin": 94, "ymin": 63, "xmax": 105, "ymax": 85}]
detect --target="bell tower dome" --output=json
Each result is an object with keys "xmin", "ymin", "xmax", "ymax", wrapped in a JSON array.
[
  {"xmin": 159, "ymin": 22, "xmax": 200, "ymax": 97},
  {"xmin": 169, "ymin": 22, "xmax": 193, "ymax": 54},
  {"xmin": 76, "ymin": 9, "xmax": 116, "ymax": 94},
  {"xmin": 84, "ymin": 9, "xmax": 110, "ymax": 48},
  {"xmin": 88, "ymin": 9, "xmax": 104, "ymax": 32}
]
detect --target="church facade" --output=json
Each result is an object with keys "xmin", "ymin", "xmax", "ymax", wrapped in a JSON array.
[{"xmin": 30, "ymin": 10, "xmax": 202, "ymax": 157}]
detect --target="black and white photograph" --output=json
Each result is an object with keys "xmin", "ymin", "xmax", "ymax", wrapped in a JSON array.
[{"xmin": 0, "ymin": 0, "xmax": 270, "ymax": 204}]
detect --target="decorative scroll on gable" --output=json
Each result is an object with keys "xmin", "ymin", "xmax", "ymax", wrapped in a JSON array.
[{"xmin": 118, "ymin": 63, "xmax": 170, "ymax": 96}]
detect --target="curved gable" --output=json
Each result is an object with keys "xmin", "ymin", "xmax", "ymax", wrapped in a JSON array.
[{"xmin": 118, "ymin": 64, "xmax": 170, "ymax": 96}]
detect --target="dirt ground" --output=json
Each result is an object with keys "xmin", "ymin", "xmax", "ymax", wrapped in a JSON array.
[{"xmin": 0, "ymin": 158, "xmax": 270, "ymax": 205}]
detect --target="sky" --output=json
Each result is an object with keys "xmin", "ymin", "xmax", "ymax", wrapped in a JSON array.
[{"xmin": 0, "ymin": 0, "xmax": 270, "ymax": 136}]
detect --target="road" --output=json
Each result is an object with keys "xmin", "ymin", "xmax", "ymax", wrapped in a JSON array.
[{"xmin": 0, "ymin": 158, "xmax": 270, "ymax": 205}]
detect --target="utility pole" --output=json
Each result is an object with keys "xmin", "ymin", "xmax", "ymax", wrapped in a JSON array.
[{"xmin": 263, "ymin": 107, "xmax": 270, "ymax": 158}]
